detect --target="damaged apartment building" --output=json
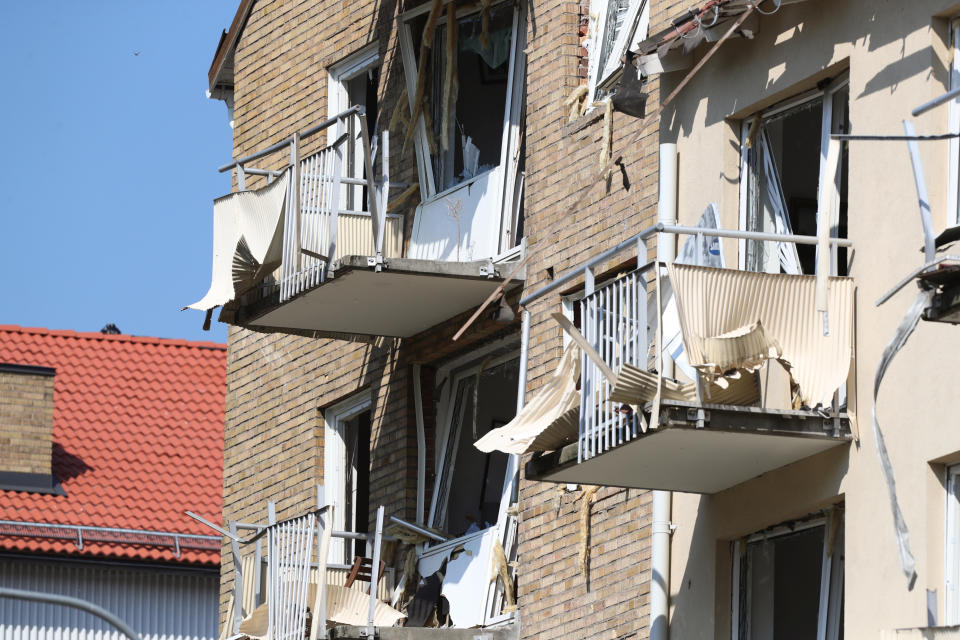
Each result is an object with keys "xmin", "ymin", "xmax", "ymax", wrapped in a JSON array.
[{"xmin": 189, "ymin": 0, "xmax": 960, "ymax": 638}]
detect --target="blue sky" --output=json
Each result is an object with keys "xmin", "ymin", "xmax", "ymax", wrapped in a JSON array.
[{"xmin": 0, "ymin": 2, "xmax": 239, "ymax": 343}]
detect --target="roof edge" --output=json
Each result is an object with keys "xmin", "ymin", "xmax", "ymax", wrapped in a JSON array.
[
  {"xmin": 0, "ymin": 326, "xmax": 226, "ymax": 351},
  {"xmin": 207, "ymin": 0, "xmax": 256, "ymax": 92}
]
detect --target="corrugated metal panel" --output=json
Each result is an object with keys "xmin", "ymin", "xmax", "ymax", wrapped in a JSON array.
[
  {"xmin": 0, "ymin": 556, "xmax": 218, "ymax": 640},
  {"xmin": 668, "ymin": 264, "xmax": 854, "ymax": 407},
  {"xmin": 334, "ymin": 214, "xmax": 403, "ymax": 260}
]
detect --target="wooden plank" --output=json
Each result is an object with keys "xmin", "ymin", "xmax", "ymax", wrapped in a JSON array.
[{"xmin": 452, "ymin": 253, "xmax": 529, "ymax": 341}]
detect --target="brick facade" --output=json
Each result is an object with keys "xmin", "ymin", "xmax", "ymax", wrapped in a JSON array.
[
  {"xmin": 215, "ymin": 0, "xmax": 685, "ymax": 636},
  {"xmin": 0, "ymin": 366, "xmax": 55, "ymax": 477}
]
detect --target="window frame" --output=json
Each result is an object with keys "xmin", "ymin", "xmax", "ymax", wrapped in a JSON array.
[
  {"xmin": 328, "ymin": 43, "xmax": 381, "ymax": 213},
  {"xmin": 947, "ymin": 18, "xmax": 960, "ymax": 227},
  {"xmin": 737, "ymin": 75, "xmax": 849, "ymax": 273},
  {"xmin": 428, "ymin": 347, "xmax": 520, "ymax": 533},
  {"xmin": 587, "ymin": 0, "xmax": 650, "ymax": 102},
  {"xmin": 323, "ymin": 392, "xmax": 372, "ymax": 563},
  {"xmin": 946, "ymin": 464, "xmax": 960, "ymax": 624},
  {"xmin": 731, "ymin": 510, "xmax": 844, "ymax": 640}
]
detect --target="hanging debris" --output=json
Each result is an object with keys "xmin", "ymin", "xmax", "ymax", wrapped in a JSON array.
[
  {"xmin": 563, "ymin": 85, "xmax": 589, "ymax": 123},
  {"xmin": 578, "ymin": 485, "xmax": 600, "ymax": 584},
  {"xmin": 389, "ymin": 87, "xmax": 410, "ymax": 134},
  {"xmin": 441, "ymin": 1, "xmax": 458, "ymax": 150},
  {"xmin": 405, "ymin": 0, "xmax": 444, "ymax": 152},
  {"xmin": 490, "ymin": 539, "xmax": 517, "ymax": 610}
]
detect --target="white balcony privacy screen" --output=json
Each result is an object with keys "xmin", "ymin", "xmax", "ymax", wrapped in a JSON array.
[{"xmin": 189, "ymin": 173, "xmax": 289, "ymax": 311}]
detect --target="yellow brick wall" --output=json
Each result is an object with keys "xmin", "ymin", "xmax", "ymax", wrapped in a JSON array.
[
  {"xmin": 0, "ymin": 368, "xmax": 54, "ymax": 476},
  {"xmin": 218, "ymin": 0, "xmax": 687, "ymax": 635}
]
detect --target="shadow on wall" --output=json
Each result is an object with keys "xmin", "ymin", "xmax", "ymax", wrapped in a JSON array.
[
  {"xmin": 668, "ymin": 445, "xmax": 849, "ymax": 639},
  {"xmin": 661, "ymin": 2, "xmax": 946, "ymax": 137}
]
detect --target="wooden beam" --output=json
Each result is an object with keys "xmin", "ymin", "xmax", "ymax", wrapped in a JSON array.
[{"xmin": 452, "ymin": 253, "xmax": 529, "ymax": 341}]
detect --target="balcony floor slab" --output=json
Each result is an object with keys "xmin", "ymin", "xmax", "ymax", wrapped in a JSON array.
[
  {"xmin": 525, "ymin": 401, "xmax": 851, "ymax": 494},
  {"xmin": 238, "ymin": 256, "xmax": 519, "ymax": 338}
]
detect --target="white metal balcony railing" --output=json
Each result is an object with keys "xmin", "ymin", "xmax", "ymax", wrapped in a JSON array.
[
  {"xmin": 520, "ymin": 223, "xmax": 855, "ymax": 464},
  {"xmin": 577, "ymin": 268, "xmax": 648, "ymax": 462},
  {"xmin": 218, "ymin": 106, "xmax": 403, "ymax": 305}
]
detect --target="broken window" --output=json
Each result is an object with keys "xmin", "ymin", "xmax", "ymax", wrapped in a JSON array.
[
  {"xmin": 947, "ymin": 465, "xmax": 960, "ymax": 624},
  {"xmin": 399, "ymin": 1, "xmax": 526, "ymax": 261},
  {"xmin": 734, "ymin": 512, "xmax": 844, "ymax": 640},
  {"xmin": 324, "ymin": 395, "xmax": 372, "ymax": 564},
  {"xmin": 741, "ymin": 79, "xmax": 849, "ymax": 276},
  {"xmin": 430, "ymin": 354, "xmax": 519, "ymax": 537},
  {"xmin": 587, "ymin": 0, "xmax": 649, "ymax": 101}
]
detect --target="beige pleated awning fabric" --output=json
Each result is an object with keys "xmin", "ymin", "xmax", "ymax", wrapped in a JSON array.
[
  {"xmin": 609, "ymin": 363, "xmax": 760, "ymax": 407},
  {"xmin": 237, "ymin": 583, "xmax": 405, "ymax": 638},
  {"xmin": 187, "ymin": 172, "xmax": 289, "ymax": 311},
  {"xmin": 668, "ymin": 263, "xmax": 854, "ymax": 407},
  {"xmin": 474, "ymin": 343, "xmax": 582, "ymax": 454}
]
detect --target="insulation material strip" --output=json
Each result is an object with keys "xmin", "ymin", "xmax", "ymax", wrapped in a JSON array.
[
  {"xmin": 474, "ymin": 343, "xmax": 581, "ymax": 454},
  {"xmin": 188, "ymin": 173, "xmax": 289, "ymax": 311},
  {"xmin": 668, "ymin": 263, "xmax": 854, "ymax": 407},
  {"xmin": 872, "ymin": 288, "xmax": 934, "ymax": 589}
]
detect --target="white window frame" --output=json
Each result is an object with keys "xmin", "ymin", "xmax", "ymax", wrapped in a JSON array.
[
  {"xmin": 586, "ymin": 0, "xmax": 650, "ymax": 102},
  {"xmin": 731, "ymin": 511, "xmax": 844, "ymax": 640},
  {"xmin": 948, "ymin": 19, "xmax": 960, "ymax": 227},
  {"xmin": 396, "ymin": 0, "xmax": 527, "ymax": 256},
  {"xmin": 323, "ymin": 392, "xmax": 372, "ymax": 563},
  {"xmin": 328, "ymin": 43, "xmax": 381, "ymax": 212},
  {"xmin": 428, "ymin": 345, "xmax": 520, "ymax": 531},
  {"xmin": 737, "ymin": 75, "xmax": 849, "ymax": 272},
  {"xmin": 946, "ymin": 465, "xmax": 960, "ymax": 624}
]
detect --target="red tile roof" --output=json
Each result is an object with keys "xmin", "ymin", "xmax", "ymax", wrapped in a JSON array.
[{"xmin": 0, "ymin": 326, "xmax": 226, "ymax": 565}]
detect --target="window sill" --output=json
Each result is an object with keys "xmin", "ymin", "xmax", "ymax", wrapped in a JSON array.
[{"xmin": 562, "ymin": 107, "xmax": 605, "ymax": 137}]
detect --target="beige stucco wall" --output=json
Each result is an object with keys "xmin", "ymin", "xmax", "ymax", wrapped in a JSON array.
[{"xmin": 662, "ymin": 1, "xmax": 960, "ymax": 637}]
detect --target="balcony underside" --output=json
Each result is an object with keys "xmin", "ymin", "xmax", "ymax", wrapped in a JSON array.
[
  {"xmin": 525, "ymin": 400, "xmax": 851, "ymax": 494},
  {"xmin": 329, "ymin": 623, "xmax": 519, "ymax": 640},
  {"xmin": 229, "ymin": 256, "xmax": 520, "ymax": 339}
]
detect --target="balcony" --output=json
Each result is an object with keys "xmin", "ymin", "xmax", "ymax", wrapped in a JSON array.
[
  {"xmin": 188, "ymin": 106, "xmax": 523, "ymax": 340},
  {"xmin": 199, "ymin": 497, "xmax": 517, "ymax": 640},
  {"xmin": 503, "ymin": 223, "xmax": 854, "ymax": 494}
]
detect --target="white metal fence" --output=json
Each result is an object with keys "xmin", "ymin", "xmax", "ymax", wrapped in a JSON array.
[{"xmin": 577, "ymin": 268, "xmax": 648, "ymax": 461}]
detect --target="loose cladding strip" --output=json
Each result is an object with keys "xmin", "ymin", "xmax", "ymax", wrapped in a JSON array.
[{"xmin": 667, "ymin": 263, "xmax": 854, "ymax": 408}]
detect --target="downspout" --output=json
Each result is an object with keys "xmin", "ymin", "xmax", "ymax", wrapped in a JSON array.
[
  {"xmin": 413, "ymin": 363, "xmax": 426, "ymax": 525},
  {"xmin": 651, "ymin": 142, "xmax": 677, "ymax": 640}
]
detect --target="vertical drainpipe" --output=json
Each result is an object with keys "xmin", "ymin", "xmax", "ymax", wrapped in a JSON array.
[
  {"xmin": 413, "ymin": 363, "xmax": 426, "ymax": 525},
  {"xmin": 651, "ymin": 142, "xmax": 677, "ymax": 640}
]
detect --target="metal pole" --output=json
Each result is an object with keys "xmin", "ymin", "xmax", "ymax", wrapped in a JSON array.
[
  {"xmin": 912, "ymin": 85, "xmax": 960, "ymax": 117},
  {"xmin": 903, "ymin": 120, "xmax": 937, "ymax": 263},
  {"xmin": 366, "ymin": 506, "xmax": 385, "ymax": 636},
  {"xmin": 0, "ymin": 588, "xmax": 140, "ymax": 640}
]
